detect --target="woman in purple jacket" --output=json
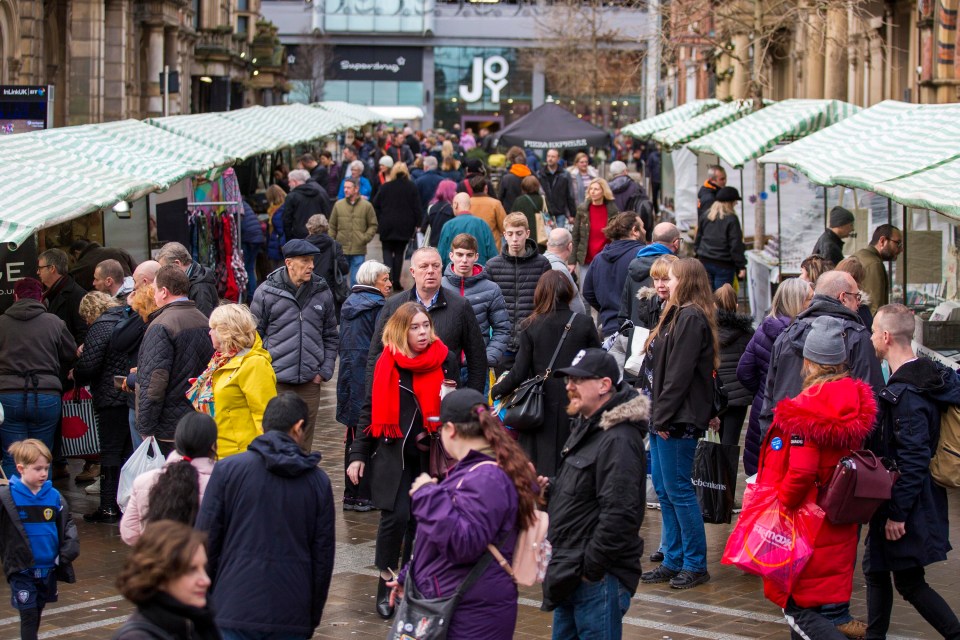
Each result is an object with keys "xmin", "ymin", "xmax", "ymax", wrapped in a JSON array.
[
  {"xmin": 735, "ymin": 277, "xmax": 812, "ymax": 475},
  {"xmin": 388, "ymin": 389, "xmax": 540, "ymax": 639}
]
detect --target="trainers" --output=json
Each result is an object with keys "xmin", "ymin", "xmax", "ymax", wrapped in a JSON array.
[
  {"xmin": 669, "ymin": 570, "xmax": 710, "ymax": 589},
  {"xmin": 352, "ymin": 499, "xmax": 375, "ymax": 512},
  {"xmin": 836, "ymin": 620, "xmax": 867, "ymax": 639},
  {"xmin": 85, "ymin": 478, "xmax": 101, "ymax": 495},
  {"xmin": 640, "ymin": 564, "xmax": 679, "ymax": 584}
]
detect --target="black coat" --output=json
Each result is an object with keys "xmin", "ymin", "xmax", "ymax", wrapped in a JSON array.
[
  {"xmin": 283, "ymin": 180, "xmax": 331, "ymax": 241},
  {"xmin": 424, "ymin": 201, "xmax": 454, "ymax": 248},
  {"xmin": 73, "ymin": 306, "xmax": 129, "ymax": 409},
  {"xmin": 697, "ymin": 181, "xmax": 719, "ymax": 221},
  {"xmin": 186, "ymin": 263, "xmax": 219, "ymax": 318},
  {"xmin": 541, "ymin": 388, "xmax": 648, "ymax": 610},
  {"xmin": 0, "ymin": 484, "xmax": 78, "ymax": 582},
  {"xmin": 865, "ymin": 359, "xmax": 959, "ymax": 573},
  {"xmin": 485, "ymin": 239, "xmax": 552, "ymax": 349},
  {"xmin": 336, "ymin": 287, "xmax": 386, "ymax": 428},
  {"xmin": 491, "ymin": 306, "xmax": 601, "ymax": 476},
  {"xmin": 716, "ymin": 309, "xmax": 753, "ymax": 407},
  {"xmin": 811, "ymin": 229, "xmax": 845, "ymax": 266},
  {"xmin": 70, "ymin": 242, "xmax": 136, "ymax": 291},
  {"xmin": 305, "ymin": 232, "xmax": 348, "ymax": 291},
  {"xmin": 694, "ymin": 213, "xmax": 747, "ymax": 270},
  {"xmin": 372, "ymin": 175, "xmax": 422, "ymax": 243},
  {"xmin": 195, "ymin": 430, "xmax": 334, "ymax": 636},
  {"xmin": 111, "ymin": 595, "xmax": 221, "ymax": 640},
  {"xmin": 648, "ymin": 304, "xmax": 715, "ymax": 433},
  {"xmin": 43, "ymin": 274, "xmax": 88, "ymax": 343}
]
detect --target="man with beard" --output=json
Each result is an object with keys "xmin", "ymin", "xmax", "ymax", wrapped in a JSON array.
[
  {"xmin": 854, "ymin": 224, "xmax": 902, "ymax": 314},
  {"xmin": 539, "ymin": 348, "xmax": 648, "ymax": 638}
]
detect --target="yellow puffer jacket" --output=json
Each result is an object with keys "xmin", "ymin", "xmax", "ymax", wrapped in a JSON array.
[{"xmin": 212, "ymin": 334, "xmax": 277, "ymax": 458}]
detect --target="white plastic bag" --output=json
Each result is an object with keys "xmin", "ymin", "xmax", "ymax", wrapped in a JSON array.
[{"xmin": 118, "ymin": 436, "xmax": 166, "ymax": 512}]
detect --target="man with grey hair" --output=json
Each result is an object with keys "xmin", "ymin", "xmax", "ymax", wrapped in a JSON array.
[
  {"xmin": 330, "ymin": 177, "xmax": 378, "ymax": 287},
  {"xmin": 156, "ymin": 242, "xmax": 219, "ymax": 317},
  {"xmin": 544, "ymin": 228, "xmax": 587, "ymax": 314},
  {"xmin": 609, "ymin": 160, "xmax": 652, "ymax": 242},
  {"xmin": 436, "ymin": 192, "xmax": 497, "ymax": 268},
  {"xmin": 337, "ymin": 160, "xmax": 372, "ymax": 200},
  {"xmin": 415, "ymin": 155, "xmax": 443, "ymax": 219},
  {"xmin": 284, "ymin": 168, "xmax": 331, "ymax": 241},
  {"xmin": 619, "ymin": 222, "xmax": 681, "ymax": 326},
  {"xmin": 92, "ymin": 259, "xmax": 134, "ymax": 300},
  {"xmin": 697, "ymin": 165, "xmax": 727, "ymax": 221},
  {"xmin": 37, "ymin": 248, "xmax": 87, "ymax": 343}
]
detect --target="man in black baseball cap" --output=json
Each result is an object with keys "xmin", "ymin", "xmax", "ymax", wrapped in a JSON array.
[{"xmin": 541, "ymin": 347, "xmax": 648, "ymax": 634}]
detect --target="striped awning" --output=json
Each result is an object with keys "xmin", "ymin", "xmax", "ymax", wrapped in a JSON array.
[
  {"xmin": 221, "ymin": 103, "xmax": 343, "ymax": 147},
  {"xmin": 621, "ymin": 100, "xmax": 722, "ymax": 139},
  {"xmin": 652, "ymin": 99, "xmax": 764, "ymax": 149},
  {"xmin": 146, "ymin": 112, "xmax": 289, "ymax": 160},
  {"xmin": 313, "ymin": 101, "xmax": 385, "ymax": 128},
  {"xmin": 870, "ymin": 159, "xmax": 960, "ymax": 219},
  {"xmin": 687, "ymin": 99, "xmax": 861, "ymax": 168}
]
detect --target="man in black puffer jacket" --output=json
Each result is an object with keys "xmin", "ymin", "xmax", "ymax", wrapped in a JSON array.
[
  {"xmin": 136, "ymin": 266, "xmax": 214, "ymax": 455},
  {"xmin": 284, "ymin": 170, "xmax": 331, "ymax": 241},
  {"xmin": 485, "ymin": 213, "xmax": 551, "ymax": 369}
]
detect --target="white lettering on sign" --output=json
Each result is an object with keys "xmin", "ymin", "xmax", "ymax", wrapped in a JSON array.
[
  {"xmin": 2, "ymin": 262, "xmax": 25, "ymax": 282},
  {"xmin": 339, "ymin": 57, "xmax": 406, "ymax": 74},
  {"xmin": 459, "ymin": 56, "xmax": 509, "ymax": 103}
]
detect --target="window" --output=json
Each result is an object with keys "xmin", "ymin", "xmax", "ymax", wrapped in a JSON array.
[
  {"xmin": 237, "ymin": 0, "xmax": 249, "ymax": 9},
  {"xmin": 237, "ymin": 16, "xmax": 249, "ymax": 34}
]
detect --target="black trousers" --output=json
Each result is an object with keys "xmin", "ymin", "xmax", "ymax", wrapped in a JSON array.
[
  {"xmin": 381, "ymin": 240, "xmax": 408, "ymax": 291},
  {"xmin": 720, "ymin": 405, "xmax": 748, "ymax": 448},
  {"xmin": 651, "ymin": 182, "xmax": 661, "ymax": 214},
  {"xmin": 343, "ymin": 425, "xmax": 372, "ymax": 502},
  {"xmin": 783, "ymin": 598, "xmax": 847, "ymax": 640},
  {"xmin": 865, "ymin": 568, "xmax": 960, "ymax": 639},
  {"xmin": 94, "ymin": 405, "xmax": 132, "ymax": 467},
  {"xmin": 374, "ymin": 457, "xmax": 420, "ymax": 572}
]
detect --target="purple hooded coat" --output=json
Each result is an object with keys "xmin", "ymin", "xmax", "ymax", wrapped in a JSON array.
[{"xmin": 402, "ymin": 449, "xmax": 519, "ymax": 639}]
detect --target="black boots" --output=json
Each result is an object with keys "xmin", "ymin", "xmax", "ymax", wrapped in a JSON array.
[
  {"xmin": 83, "ymin": 466, "xmax": 120, "ymax": 524},
  {"xmin": 376, "ymin": 576, "xmax": 395, "ymax": 619}
]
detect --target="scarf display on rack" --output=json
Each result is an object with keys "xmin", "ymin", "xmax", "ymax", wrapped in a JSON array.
[{"xmin": 187, "ymin": 169, "xmax": 248, "ymax": 302}]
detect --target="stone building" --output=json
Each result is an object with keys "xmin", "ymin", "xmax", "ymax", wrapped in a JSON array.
[{"xmin": 0, "ymin": 0, "xmax": 285, "ymax": 127}]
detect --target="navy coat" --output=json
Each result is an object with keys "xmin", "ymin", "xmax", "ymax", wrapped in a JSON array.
[
  {"xmin": 336, "ymin": 286, "xmax": 385, "ymax": 428},
  {"xmin": 865, "ymin": 358, "xmax": 959, "ymax": 572},
  {"xmin": 582, "ymin": 238, "xmax": 645, "ymax": 336}
]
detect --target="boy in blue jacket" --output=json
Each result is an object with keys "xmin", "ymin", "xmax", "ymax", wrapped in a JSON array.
[{"xmin": 0, "ymin": 439, "xmax": 79, "ymax": 640}]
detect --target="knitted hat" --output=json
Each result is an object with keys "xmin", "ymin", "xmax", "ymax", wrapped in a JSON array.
[
  {"xmin": 13, "ymin": 277, "xmax": 43, "ymax": 301},
  {"xmin": 378, "ymin": 155, "xmax": 394, "ymax": 168},
  {"xmin": 803, "ymin": 316, "xmax": 847, "ymax": 366},
  {"xmin": 829, "ymin": 206, "xmax": 855, "ymax": 228}
]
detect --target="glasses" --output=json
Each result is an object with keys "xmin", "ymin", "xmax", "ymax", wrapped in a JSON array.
[
  {"xmin": 36, "ymin": 264, "xmax": 54, "ymax": 272},
  {"xmin": 565, "ymin": 376, "xmax": 598, "ymax": 385},
  {"xmin": 841, "ymin": 291, "xmax": 863, "ymax": 302},
  {"xmin": 889, "ymin": 238, "xmax": 903, "ymax": 248}
]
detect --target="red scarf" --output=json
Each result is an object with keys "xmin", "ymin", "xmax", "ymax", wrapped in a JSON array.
[{"xmin": 368, "ymin": 339, "xmax": 449, "ymax": 439}]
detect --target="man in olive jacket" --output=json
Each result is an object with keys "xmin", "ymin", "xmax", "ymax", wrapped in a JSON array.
[
  {"xmin": 330, "ymin": 178, "xmax": 378, "ymax": 286},
  {"xmin": 854, "ymin": 224, "xmax": 902, "ymax": 314}
]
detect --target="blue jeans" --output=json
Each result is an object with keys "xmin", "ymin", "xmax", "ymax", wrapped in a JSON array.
[
  {"xmin": 649, "ymin": 434, "xmax": 707, "ymax": 573},
  {"xmin": 221, "ymin": 630, "xmax": 307, "ymax": 640},
  {"xmin": 702, "ymin": 262, "xmax": 736, "ymax": 291},
  {"xmin": 243, "ymin": 242, "xmax": 262, "ymax": 302},
  {"xmin": 552, "ymin": 573, "xmax": 631, "ymax": 640},
  {"xmin": 0, "ymin": 393, "xmax": 61, "ymax": 478},
  {"xmin": 346, "ymin": 254, "xmax": 365, "ymax": 287},
  {"xmin": 128, "ymin": 408, "xmax": 142, "ymax": 449}
]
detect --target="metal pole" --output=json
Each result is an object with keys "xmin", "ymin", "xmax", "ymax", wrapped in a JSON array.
[
  {"xmin": 901, "ymin": 204, "xmax": 908, "ymax": 304},
  {"xmin": 824, "ymin": 186, "xmax": 829, "ymax": 227},
  {"xmin": 163, "ymin": 65, "xmax": 170, "ymax": 117},
  {"xmin": 776, "ymin": 164, "xmax": 782, "ymax": 279}
]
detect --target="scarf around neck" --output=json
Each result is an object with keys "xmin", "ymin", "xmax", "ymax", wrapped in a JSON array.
[
  {"xmin": 186, "ymin": 350, "xmax": 235, "ymax": 416},
  {"xmin": 368, "ymin": 339, "xmax": 449, "ymax": 439}
]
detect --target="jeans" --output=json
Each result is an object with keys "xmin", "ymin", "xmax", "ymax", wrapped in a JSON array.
[
  {"xmin": 783, "ymin": 598, "xmax": 847, "ymax": 640},
  {"xmin": 702, "ymin": 262, "xmax": 736, "ymax": 291},
  {"xmin": 381, "ymin": 240, "xmax": 408, "ymax": 291},
  {"xmin": 0, "ymin": 393, "xmax": 61, "ymax": 478},
  {"xmin": 552, "ymin": 573, "xmax": 631, "ymax": 640},
  {"xmin": 820, "ymin": 601, "xmax": 853, "ymax": 625},
  {"xmin": 221, "ymin": 629, "xmax": 308, "ymax": 640},
  {"xmin": 865, "ymin": 568, "xmax": 960, "ymax": 639},
  {"xmin": 649, "ymin": 433, "xmax": 707, "ymax": 573},
  {"xmin": 346, "ymin": 254, "xmax": 365, "ymax": 287},
  {"xmin": 242, "ymin": 242, "xmax": 263, "ymax": 302},
  {"xmin": 128, "ymin": 408, "xmax": 142, "ymax": 449}
]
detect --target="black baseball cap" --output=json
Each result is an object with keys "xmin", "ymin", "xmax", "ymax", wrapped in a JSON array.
[
  {"xmin": 552, "ymin": 348, "xmax": 623, "ymax": 389},
  {"xmin": 438, "ymin": 388, "xmax": 489, "ymax": 424}
]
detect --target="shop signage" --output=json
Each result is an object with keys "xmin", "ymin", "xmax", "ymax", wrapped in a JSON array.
[
  {"xmin": 459, "ymin": 55, "xmax": 509, "ymax": 103},
  {"xmin": 0, "ymin": 85, "xmax": 53, "ymax": 135},
  {"xmin": 0, "ymin": 240, "xmax": 37, "ymax": 313},
  {"xmin": 328, "ymin": 47, "xmax": 423, "ymax": 82}
]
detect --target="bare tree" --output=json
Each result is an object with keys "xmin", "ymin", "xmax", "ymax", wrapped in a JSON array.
[{"xmin": 288, "ymin": 34, "xmax": 331, "ymax": 104}]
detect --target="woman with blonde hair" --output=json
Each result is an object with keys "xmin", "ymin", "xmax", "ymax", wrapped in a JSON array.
[
  {"xmin": 736, "ymin": 277, "xmax": 813, "ymax": 475},
  {"xmin": 694, "ymin": 186, "xmax": 747, "ymax": 289},
  {"xmin": 266, "ymin": 183, "xmax": 289, "ymax": 268},
  {"xmin": 346, "ymin": 301, "xmax": 456, "ymax": 619},
  {"xmin": 571, "ymin": 177, "xmax": 618, "ymax": 276},
  {"xmin": 372, "ymin": 161, "xmax": 422, "ymax": 291},
  {"xmin": 641, "ymin": 258, "xmax": 718, "ymax": 590},
  {"xmin": 568, "ymin": 151, "xmax": 599, "ymax": 203},
  {"xmin": 187, "ymin": 303, "xmax": 276, "ymax": 458},
  {"xmin": 74, "ymin": 291, "xmax": 130, "ymax": 523}
]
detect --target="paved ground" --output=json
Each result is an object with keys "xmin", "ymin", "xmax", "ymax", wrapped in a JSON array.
[{"xmin": 6, "ymin": 380, "xmax": 959, "ymax": 640}]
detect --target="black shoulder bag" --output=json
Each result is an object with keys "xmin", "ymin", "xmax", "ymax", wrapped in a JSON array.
[{"xmin": 501, "ymin": 312, "xmax": 577, "ymax": 431}]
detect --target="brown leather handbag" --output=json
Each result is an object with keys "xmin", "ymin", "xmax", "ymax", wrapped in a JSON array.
[{"xmin": 817, "ymin": 450, "xmax": 900, "ymax": 525}]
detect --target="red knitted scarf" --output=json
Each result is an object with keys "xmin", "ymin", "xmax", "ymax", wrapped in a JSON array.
[{"xmin": 368, "ymin": 339, "xmax": 449, "ymax": 439}]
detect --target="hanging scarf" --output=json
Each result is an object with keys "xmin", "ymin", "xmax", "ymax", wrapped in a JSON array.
[
  {"xmin": 186, "ymin": 350, "xmax": 235, "ymax": 416},
  {"xmin": 368, "ymin": 340, "xmax": 449, "ymax": 439}
]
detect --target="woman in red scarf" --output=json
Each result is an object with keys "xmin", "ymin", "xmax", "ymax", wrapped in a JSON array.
[{"xmin": 346, "ymin": 301, "xmax": 456, "ymax": 619}]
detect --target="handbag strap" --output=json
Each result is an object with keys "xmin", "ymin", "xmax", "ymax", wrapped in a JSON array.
[{"xmin": 544, "ymin": 312, "xmax": 578, "ymax": 379}]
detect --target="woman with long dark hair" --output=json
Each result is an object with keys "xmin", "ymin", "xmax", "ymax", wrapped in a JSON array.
[
  {"xmin": 491, "ymin": 271, "xmax": 600, "ymax": 475},
  {"xmin": 113, "ymin": 520, "xmax": 220, "ymax": 639},
  {"xmin": 388, "ymin": 389, "xmax": 540, "ymax": 639},
  {"xmin": 120, "ymin": 413, "xmax": 218, "ymax": 546},
  {"xmin": 640, "ymin": 258, "xmax": 718, "ymax": 590},
  {"xmin": 346, "ymin": 302, "xmax": 457, "ymax": 619}
]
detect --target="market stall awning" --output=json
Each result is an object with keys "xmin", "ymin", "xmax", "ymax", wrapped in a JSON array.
[
  {"xmin": 869, "ymin": 159, "xmax": 960, "ymax": 219},
  {"xmin": 220, "ymin": 103, "xmax": 342, "ymax": 147},
  {"xmin": 146, "ymin": 112, "xmax": 288, "ymax": 160},
  {"xmin": 0, "ymin": 133, "xmax": 156, "ymax": 248},
  {"xmin": 491, "ymin": 102, "xmax": 610, "ymax": 149},
  {"xmin": 652, "ymin": 99, "xmax": 765, "ymax": 149},
  {"xmin": 687, "ymin": 99, "xmax": 861, "ymax": 168},
  {"xmin": 313, "ymin": 101, "xmax": 385, "ymax": 128},
  {"xmin": 621, "ymin": 100, "xmax": 721, "ymax": 139}
]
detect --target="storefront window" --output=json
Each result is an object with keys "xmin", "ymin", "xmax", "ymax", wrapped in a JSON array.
[{"xmin": 434, "ymin": 47, "xmax": 530, "ymax": 131}]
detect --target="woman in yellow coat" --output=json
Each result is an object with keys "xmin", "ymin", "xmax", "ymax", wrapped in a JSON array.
[{"xmin": 188, "ymin": 304, "xmax": 277, "ymax": 457}]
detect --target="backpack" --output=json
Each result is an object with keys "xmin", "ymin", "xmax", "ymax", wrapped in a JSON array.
[
  {"xmin": 457, "ymin": 460, "xmax": 552, "ymax": 586},
  {"xmin": 931, "ymin": 404, "xmax": 960, "ymax": 488}
]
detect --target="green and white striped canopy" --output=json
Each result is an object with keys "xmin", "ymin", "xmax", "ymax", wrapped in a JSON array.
[
  {"xmin": 147, "ymin": 112, "xmax": 289, "ymax": 160},
  {"xmin": 313, "ymin": 101, "xmax": 385, "ymax": 128},
  {"xmin": 870, "ymin": 159, "xmax": 960, "ymax": 219},
  {"xmin": 687, "ymin": 99, "xmax": 861, "ymax": 168},
  {"xmin": 221, "ymin": 103, "xmax": 343, "ymax": 147},
  {"xmin": 652, "ymin": 100, "xmax": 765, "ymax": 149},
  {"xmin": 621, "ymin": 100, "xmax": 721, "ymax": 139}
]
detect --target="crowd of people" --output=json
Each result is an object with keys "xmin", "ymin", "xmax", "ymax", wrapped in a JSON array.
[{"xmin": 0, "ymin": 133, "xmax": 956, "ymax": 640}]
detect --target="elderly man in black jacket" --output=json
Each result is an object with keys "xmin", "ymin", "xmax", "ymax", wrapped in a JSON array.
[
  {"xmin": 136, "ymin": 266, "xmax": 214, "ymax": 456},
  {"xmin": 196, "ymin": 392, "xmax": 335, "ymax": 639},
  {"xmin": 540, "ymin": 348, "xmax": 647, "ymax": 637},
  {"xmin": 284, "ymin": 169, "xmax": 332, "ymax": 241},
  {"xmin": 155, "ymin": 242, "xmax": 219, "ymax": 317}
]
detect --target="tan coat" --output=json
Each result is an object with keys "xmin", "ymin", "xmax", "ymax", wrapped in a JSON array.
[
  {"xmin": 469, "ymin": 194, "xmax": 507, "ymax": 249},
  {"xmin": 330, "ymin": 196, "xmax": 378, "ymax": 255}
]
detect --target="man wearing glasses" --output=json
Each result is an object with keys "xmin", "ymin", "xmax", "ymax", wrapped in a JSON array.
[
  {"xmin": 854, "ymin": 224, "xmax": 903, "ymax": 314},
  {"xmin": 36, "ymin": 249, "xmax": 87, "ymax": 344}
]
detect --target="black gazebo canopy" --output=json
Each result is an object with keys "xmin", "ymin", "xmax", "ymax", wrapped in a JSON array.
[{"xmin": 492, "ymin": 103, "xmax": 610, "ymax": 150}]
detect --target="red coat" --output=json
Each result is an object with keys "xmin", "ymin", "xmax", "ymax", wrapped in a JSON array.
[{"xmin": 757, "ymin": 376, "xmax": 876, "ymax": 608}]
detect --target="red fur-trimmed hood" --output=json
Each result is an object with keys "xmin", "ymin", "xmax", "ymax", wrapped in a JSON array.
[{"xmin": 772, "ymin": 377, "xmax": 877, "ymax": 450}]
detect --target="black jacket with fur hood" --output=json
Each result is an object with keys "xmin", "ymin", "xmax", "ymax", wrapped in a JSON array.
[
  {"xmin": 717, "ymin": 309, "xmax": 754, "ymax": 407},
  {"xmin": 542, "ymin": 388, "xmax": 648, "ymax": 610}
]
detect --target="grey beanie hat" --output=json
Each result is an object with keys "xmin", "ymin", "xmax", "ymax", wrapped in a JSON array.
[
  {"xmin": 803, "ymin": 316, "xmax": 847, "ymax": 365},
  {"xmin": 829, "ymin": 206, "xmax": 855, "ymax": 228}
]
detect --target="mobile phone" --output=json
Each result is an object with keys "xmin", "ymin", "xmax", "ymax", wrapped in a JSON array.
[{"xmin": 113, "ymin": 375, "xmax": 127, "ymax": 390}]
